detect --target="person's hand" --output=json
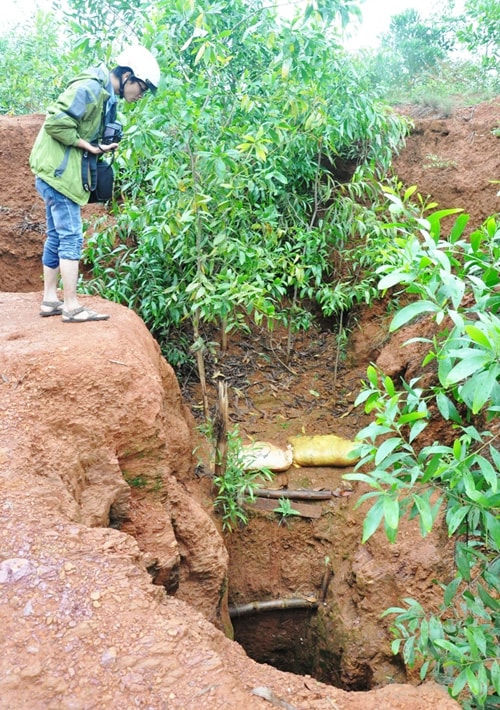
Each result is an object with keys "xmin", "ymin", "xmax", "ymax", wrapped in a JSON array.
[{"xmin": 95, "ymin": 142, "xmax": 119, "ymax": 155}]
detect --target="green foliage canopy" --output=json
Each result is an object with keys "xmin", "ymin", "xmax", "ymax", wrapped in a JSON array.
[
  {"xmin": 0, "ymin": 10, "xmax": 72, "ymax": 114},
  {"xmin": 382, "ymin": 8, "xmax": 454, "ymax": 77},
  {"xmin": 75, "ymin": 0, "xmax": 408, "ymax": 365},
  {"xmin": 458, "ymin": 0, "xmax": 500, "ymax": 67}
]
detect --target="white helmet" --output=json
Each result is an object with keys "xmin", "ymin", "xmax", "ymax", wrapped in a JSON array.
[{"xmin": 115, "ymin": 45, "xmax": 161, "ymax": 93}]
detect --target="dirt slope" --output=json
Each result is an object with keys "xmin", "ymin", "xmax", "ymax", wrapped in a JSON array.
[
  {"xmin": 0, "ymin": 292, "xmax": 458, "ymax": 710},
  {"xmin": 393, "ymin": 100, "xmax": 500, "ymax": 228}
]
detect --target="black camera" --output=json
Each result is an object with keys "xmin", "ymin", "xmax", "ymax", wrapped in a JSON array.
[{"xmin": 101, "ymin": 121, "xmax": 123, "ymax": 145}]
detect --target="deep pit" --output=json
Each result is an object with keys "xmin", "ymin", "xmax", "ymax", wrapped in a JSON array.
[{"xmin": 232, "ymin": 607, "xmax": 328, "ymax": 682}]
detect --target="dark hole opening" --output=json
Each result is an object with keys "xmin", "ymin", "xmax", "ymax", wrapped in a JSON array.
[{"xmin": 232, "ymin": 607, "xmax": 372, "ymax": 691}]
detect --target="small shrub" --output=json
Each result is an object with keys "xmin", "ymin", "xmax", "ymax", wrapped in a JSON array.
[
  {"xmin": 209, "ymin": 426, "xmax": 273, "ymax": 532},
  {"xmin": 346, "ymin": 204, "xmax": 500, "ymax": 707}
]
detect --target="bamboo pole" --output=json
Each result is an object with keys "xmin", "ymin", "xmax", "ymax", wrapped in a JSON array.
[
  {"xmin": 229, "ymin": 597, "xmax": 319, "ymax": 618},
  {"xmin": 254, "ymin": 488, "xmax": 335, "ymax": 501},
  {"xmin": 214, "ymin": 380, "xmax": 229, "ymax": 478},
  {"xmin": 192, "ymin": 312, "xmax": 209, "ymax": 421}
]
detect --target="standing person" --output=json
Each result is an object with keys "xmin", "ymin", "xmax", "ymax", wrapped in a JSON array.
[{"xmin": 30, "ymin": 45, "xmax": 160, "ymax": 322}]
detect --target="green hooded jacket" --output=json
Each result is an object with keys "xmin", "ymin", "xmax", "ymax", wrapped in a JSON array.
[{"xmin": 30, "ymin": 65, "xmax": 113, "ymax": 206}]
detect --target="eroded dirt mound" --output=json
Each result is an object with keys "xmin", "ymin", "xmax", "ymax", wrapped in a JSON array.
[
  {"xmin": 0, "ymin": 292, "xmax": 459, "ymax": 710},
  {"xmin": 393, "ymin": 98, "xmax": 500, "ymax": 228}
]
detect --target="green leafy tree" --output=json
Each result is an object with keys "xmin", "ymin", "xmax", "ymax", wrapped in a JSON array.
[
  {"xmin": 0, "ymin": 11, "xmax": 72, "ymax": 114},
  {"xmin": 457, "ymin": 0, "xmax": 500, "ymax": 68},
  {"xmin": 382, "ymin": 8, "xmax": 454, "ymax": 77},
  {"xmin": 363, "ymin": 6, "xmax": 457, "ymax": 100},
  {"xmin": 358, "ymin": 0, "xmax": 499, "ymax": 106},
  {"xmin": 76, "ymin": 0, "xmax": 408, "ymax": 374}
]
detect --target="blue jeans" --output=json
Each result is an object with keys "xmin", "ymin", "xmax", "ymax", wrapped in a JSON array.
[{"xmin": 35, "ymin": 177, "xmax": 83, "ymax": 268}]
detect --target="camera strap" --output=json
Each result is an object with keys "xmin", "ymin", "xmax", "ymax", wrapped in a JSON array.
[{"xmin": 81, "ymin": 150, "xmax": 98, "ymax": 193}]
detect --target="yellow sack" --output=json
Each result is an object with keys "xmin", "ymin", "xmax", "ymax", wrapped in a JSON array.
[
  {"xmin": 288, "ymin": 434, "xmax": 361, "ymax": 467},
  {"xmin": 241, "ymin": 441, "xmax": 293, "ymax": 472}
]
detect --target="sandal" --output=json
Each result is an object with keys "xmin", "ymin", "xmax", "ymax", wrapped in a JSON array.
[
  {"xmin": 39, "ymin": 300, "xmax": 64, "ymax": 317},
  {"xmin": 62, "ymin": 306, "xmax": 110, "ymax": 323}
]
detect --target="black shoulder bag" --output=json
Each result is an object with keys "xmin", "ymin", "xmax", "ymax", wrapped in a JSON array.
[
  {"xmin": 90, "ymin": 156, "xmax": 115, "ymax": 203},
  {"xmin": 82, "ymin": 150, "xmax": 115, "ymax": 203}
]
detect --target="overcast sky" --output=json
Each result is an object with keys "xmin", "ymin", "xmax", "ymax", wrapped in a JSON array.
[
  {"xmin": 277, "ymin": 0, "xmax": 465, "ymax": 49},
  {"xmin": 2, "ymin": 0, "xmax": 465, "ymax": 49},
  {"xmin": 346, "ymin": 0, "xmax": 465, "ymax": 48}
]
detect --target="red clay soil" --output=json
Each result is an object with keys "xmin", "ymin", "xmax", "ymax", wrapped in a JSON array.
[{"xmin": 1, "ymin": 98, "xmax": 499, "ymax": 709}]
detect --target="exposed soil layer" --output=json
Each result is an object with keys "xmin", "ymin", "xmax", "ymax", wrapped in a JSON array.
[
  {"xmin": 0, "ymin": 292, "xmax": 459, "ymax": 710},
  {"xmin": 2, "ymin": 97, "xmax": 499, "ymax": 708},
  {"xmin": 393, "ymin": 100, "xmax": 500, "ymax": 230}
]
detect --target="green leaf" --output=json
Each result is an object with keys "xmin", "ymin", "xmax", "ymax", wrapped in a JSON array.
[
  {"xmin": 444, "ymin": 353, "xmax": 492, "ymax": 386},
  {"xmin": 437, "ymin": 355, "xmax": 453, "ymax": 386},
  {"xmin": 484, "ymin": 511, "xmax": 500, "ymax": 548},
  {"xmin": 375, "ymin": 437, "xmax": 403, "ymax": 465},
  {"xmin": 419, "ymin": 659, "xmax": 430, "ymax": 680},
  {"xmin": 489, "ymin": 445, "xmax": 500, "ymax": 471},
  {"xmin": 408, "ymin": 419, "xmax": 428, "ymax": 443},
  {"xmin": 453, "ymin": 438, "xmax": 462, "ymax": 461},
  {"xmin": 464, "ymin": 324, "xmax": 492, "ymax": 349},
  {"xmin": 435, "ymin": 392, "xmax": 462, "ymax": 423},
  {"xmin": 439, "ymin": 270, "xmax": 465, "ymax": 309},
  {"xmin": 455, "ymin": 543, "xmax": 472, "ymax": 581},
  {"xmin": 469, "ymin": 229, "xmax": 483, "ymax": 254},
  {"xmin": 477, "ymin": 583, "xmax": 500, "ymax": 612},
  {"xmin": 471, "ymin": 625, "xmax": 487, "ymax": 657},
  {"xmin": 451, "ymin": 670, "xmax": 468, "ymax": 697},
  {"xmin": 460, "ymin": 366, "xmax": 500, "ymax": 414},
  {"xmin": 443, "ymin": 576, "xmax": 462, "ymax": 607},
  {"xmin": 362, "ymin": 497, "xmax": 384, "ymax": 543},
  {"xmin": 491, "ymin": 660, "xmax": 500, "ymax": 695},
  {"xmin": 378, "ymin": 270, "xmax": 410, "ymax": 290},
  {"xmin": 403, "ymin": 185, "xmax": 418, "ymax": 201},
  {"xmin": 476, "ymin": 456, "xmax": 498, "ymax": 493},
  {"xmin": 449, "ymin": 213, "xmax": 470, "ymax": 243},
  {"xmin": 421, "ymin": 451, "xmax": 445, "ymax": 482},
  {"xmin": 463, "ymin": 470, "xmax": 482, "ymax": 502},
  {"xmin": 433, "ymin": 638, "xmax": 459, "ymax": 653},
  {"xmin": 383, "ymin": 495, "xmax": 400, "ymax": 533},
  {"xmin": 426, "ymin": 208, "xmax": 464, "ymax": 227},
  {"xmin": 446, "ymin": 505, "xmax": 470, "ymax": 535},
  {"xmin": 366, "ymin": 365, "xmax": 378, "ymax": 387},
  {"xmin": 402, "ymin": 635, "xmax": 415, "ymax": 667},
  {"xmin": 412, "ymin": 494, "xmax": 433, "ymax": 535},
  {"xmin": 384, "ymin": 376, "xmax": 395, "ymax": 396},
  {"xmin": 391, "ymin": 638, "xmax": 402, "ymax": 655},
  {"xmin": 465, "ymin": 666, "xmax": 480, "ymax": 698},
  {"xmin": 398, "ymin": 411, "xmax": 428, "ymax": 424},
  {"xmin": 389, "ymin": 301, "xmax": 439, "ymax": 332}
]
